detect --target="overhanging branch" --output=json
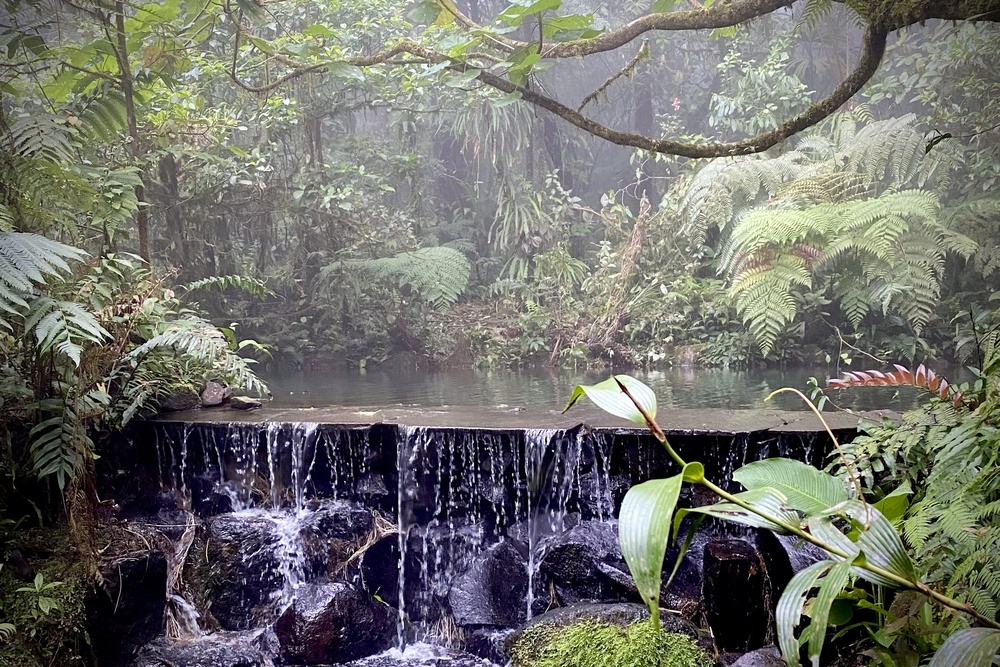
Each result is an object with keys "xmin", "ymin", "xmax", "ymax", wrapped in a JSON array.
[{"xmin": 228, "ymin": 24, "xmax": 887, "ymax": 159}]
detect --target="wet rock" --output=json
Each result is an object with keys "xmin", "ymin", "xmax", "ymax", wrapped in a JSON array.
[
  {"xmin": 161, "ymin": 385, "xmax": 201, "ymax": 411},
  {"xmin": 301, "ymin": 499, "xmax": 379, "ymax": 576},
  {"xmin": 464, "ymin": 627, "xmax": 515, "ymax": 664},
  {"xmin": 274, "ymin": 581, "xmax": 395, "ymax": 664},
  {"xmin": 357, "ymin": 534, "xmax": 400, "ymax": 607},
  {"xmin": 357, "ymin": 471, "xmax": 390, "ymax": 497},
  {"xmin": 703, "ymin": 539, "xmax": 768, "ymax": 653},
  {"xmin": 448, "ymin": 539, "xmax": 528, "ymax": 627},
  {"xmin": 728, "ymin": 646, "xmax": 784, "ymax": 667},
  {"xmin": 201, "ymin": 381, "xmax": 232, "ymax": 407},
  {"xmin": 537, "ymin": 520, "xmax": 636, "ymax": 605},
  {"xmin": 339, "ymin": 643, "xmax": 496, "ymax": 667},
  {"xmin": 200, "ymin": 512, "xmax": 287, "ymax": 630},
  {"xmin": 757, "ymin": 530, "xmax": 829, "ymax": 591},
  {"xmin": 230, "ymin": 395, "xmax": 263, "ymax": 410},
  {"xmin": 87, "ymin": 553, "xmax": 168, "ymax": 667},
  {"xmin": 304, "ymin": 499, "xmax": 375, "ymax": 541},
  {"xmin": 5, "ymin": 549, "xmax": 35, "ymax": 581},
  {"xmin": 131, "ymin": 629, "xmax": 275, "ymax": 667}
]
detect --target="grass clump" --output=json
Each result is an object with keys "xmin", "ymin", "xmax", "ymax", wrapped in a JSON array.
[{"xmin": 510, "ymin": 619, "xmax": 713, "ymax": 667}]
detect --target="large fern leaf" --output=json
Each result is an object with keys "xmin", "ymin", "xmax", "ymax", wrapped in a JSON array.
[
  {"xmin": 325, "ymin": 246, "xmax": 471, "ymax": 309},
  {"xmin": 0, "ymin": 232, "xmax": 87, "ymax": 328}
]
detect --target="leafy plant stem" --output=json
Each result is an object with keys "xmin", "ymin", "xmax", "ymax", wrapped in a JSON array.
[{"xmin": 614, "ymin": 380, "xmax": 1000, "ymax": 631}]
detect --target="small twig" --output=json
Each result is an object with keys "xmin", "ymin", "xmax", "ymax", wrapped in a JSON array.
[{"xmin": 578, "ymin": 41, "xmax": 649, "ymax": 112}]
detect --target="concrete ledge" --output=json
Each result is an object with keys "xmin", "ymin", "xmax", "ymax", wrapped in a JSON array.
[{"xmin": 153, "ymin": 404, "xmax": 896, "ymax": 435}]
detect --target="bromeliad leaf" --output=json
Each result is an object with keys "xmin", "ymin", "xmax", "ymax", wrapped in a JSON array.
[
  {"xmin": 618, "ymin": 469, "xmax": 688, "ymax": 626},
  {"xmin": 927, "ymin": 628, "xmax": 1000, "ymax": 667},
  {"xmin": 733, "ymin": 458, "xmax": 848, "ymax": 515},
  {"xmin": 808, "ymin": 558, "xmax": 855, "ymax": 666},
  {"xmin": 777, "ymin": 560, "xmax": 836, "ymax": 667},
  {"xmin": 808, "ymin": 500, "xmax": 917, "ymax": 587},
  {"xmin": 675, "ymin": 487, "xmax": 801, "ymax": 534},
  {"xmin": 563, "ymin": 374, "xmax": 656, "ymax": 426}
]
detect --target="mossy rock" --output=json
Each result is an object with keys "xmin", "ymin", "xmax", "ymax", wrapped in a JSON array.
[
  {"xmin": 0, "ymin": 530, "xmax": 90, "ymax": 667},
  {"xmin": 509, "ymin": 616, "xmax": 714, "ymax": 667}
]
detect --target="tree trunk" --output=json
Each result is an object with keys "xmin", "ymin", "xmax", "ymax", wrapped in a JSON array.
[{"xmin": 114, "ymin": 1, "xmax": 150, "ymax": 264}]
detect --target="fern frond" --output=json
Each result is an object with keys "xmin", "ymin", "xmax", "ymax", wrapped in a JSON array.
[
  {"xmin": 23, "ymin": 297, "xmax": 110, "ymax": 367},
  {"xmin": 0, "ymin": 233, "xmax": 88, "ymax": 328},
  {"xmin": 127, "ymin": 318, "xmax": 268, "ymax": 397},
  {"xmin": 28, "ymin": 398, "xmax": 91, "ymax": 491},
  {"xmin": 6, "ymin": 115, "xmax": 76, "ymax": 163},
  {"xmin": 180, "ymin": 274, "xmax": 273, "ymax": 298},
  {"xmin": 326, "ymin": 246, "xmax": 471, "ymax": 310}
]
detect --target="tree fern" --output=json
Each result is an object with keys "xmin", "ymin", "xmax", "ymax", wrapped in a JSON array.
[
  {"xmin": 711, "ymin": 161, "xmax": 973, "ymax": 353},
  {"xmin": 0, "ymin": 232, "xmax": 87, "ymax": 328},
  {"xmin": 323, "ymin": 246, "xmax": 471, "ymax": 310}
]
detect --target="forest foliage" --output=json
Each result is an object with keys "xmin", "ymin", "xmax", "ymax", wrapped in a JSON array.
[{"xmin": 0, "ymin": 1, "xmax": 998, "ymax": 664}]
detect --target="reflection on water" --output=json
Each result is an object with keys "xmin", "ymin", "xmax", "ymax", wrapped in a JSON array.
[{"xmin": 262, "ymin": 364, "xmax": 969, "ymax": 412}]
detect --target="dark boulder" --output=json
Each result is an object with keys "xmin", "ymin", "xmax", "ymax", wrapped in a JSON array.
[
  {"xmin": 274, "ymin": 581, "xmax": 396, "ymax": 664},
  {"xmin": 131, "ymin": 629, "xmax": 276, "ymax": 667},
  {"xmin": 728, "ymin": 646, "xmax": 785, "ymax": 667},
  {"xmin": 448, "ymin": 539, "xmax": 528, "ymax": 627},
  {"xmin": 357, "ymin": 534, "xmax": 400, "ymax": 607},
  {"xmin": 303, "ymin": 499, "xmax": 375, "ymax": 541},
  {"xmin": 464, "ymin": 627, "xmax": 516, "ymax": 664},
  {"xmin": 201, "ymin": 381, "xmax": 232, "ymax": 407},
  {"xmin": 199, "ymin": 512, "xmax": 288, "ymax": 630},
  {"xmin": 161, "ymin": 385, "xmax": 201, "ymax": 411},
  {"xmin": 703, "ymin": 539, "xmax": 768, "ymax": 653},
  {"xmin": 87, "ymin": 553, "xmax": 168, "ymax": 667},
  {"xmin": 537, "ymin": 520, "xmax": 636, "ymax": 607}
]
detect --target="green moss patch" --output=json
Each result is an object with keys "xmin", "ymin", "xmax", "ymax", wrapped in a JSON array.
[
  {"xmin": 510, "ymin": 618, "xmax": 714, "ymax": 667},
  {"xmin": 0, "ymin": 529, "xmax": 90, "ymax": 667}
]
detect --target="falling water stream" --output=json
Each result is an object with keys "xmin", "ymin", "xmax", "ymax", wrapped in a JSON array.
[{"xmin": 143, "ymin": 413, "xmax": 834, "ymax": 659}]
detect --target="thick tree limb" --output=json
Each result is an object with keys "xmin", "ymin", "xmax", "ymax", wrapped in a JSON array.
[
  {"xmin": 227, "ymin": 0, "xmax": 1000, "ymax": 159},
  {"xmin": 230, "ymin": 24, "xmax": 886, "ymax": 158}
]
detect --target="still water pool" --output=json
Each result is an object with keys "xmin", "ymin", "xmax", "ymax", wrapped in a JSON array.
[{"xmin": 261, "ymin": 364, "xmax": 969, "ymax": 412}]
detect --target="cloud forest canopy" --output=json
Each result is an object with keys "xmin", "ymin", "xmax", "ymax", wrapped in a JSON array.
[{"xmin": 224, "ymin": 0, "xmax": 1000, "ymax": 158}]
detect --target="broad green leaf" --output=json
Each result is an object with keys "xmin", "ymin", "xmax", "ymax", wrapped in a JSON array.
[
  {"xmin": 540, "ymin": 13, "xmax": 594, "ymax": 39},
  {"xmin": 808, "ymin": 500, "xmax": 917, "ymax": 587},
  {"xmin": 927, "ymin": 628, "xmax": 1000, "ymax": 667},
  {"xmin": 247, "ymin": 36, "xmax": 274, "ymax": 54},
  {"xmin": 808, "ymin": 557, "xmax": 854, "ymax": 665},
  {"xmin": 653, "ymin": 0, "xmax": 677, "ymax": 11},
  {"xmin": 327, "ymin": 63, "xmax": 365, "ymax": 81},
  {"xmin": 675, "ymin": 487, "xmax": 800, "ymax": 534},
  {"xmin": 618, "ymin": 470, "xmax": 687, "ymax": 626},
  {"xmin": 733, "ymin": 458, "xmax": 847, "ymax": 515},
  {"xmin": 490, "ymin": 91, "xmax": 522, "ymax": 109},
  {"xmin": 778, "ymin": 560, "xmax": 835, "ymax": 667},
  {"xmin": 564, "ymin": 374, "xmax": 656, "ymax": 425},
  {"xmin": 498, "ymin": 0, "xmax": 562, "ymax": 25},
  {"xmin": 873, "ymin": 480, "xmax": 912, "ymax": 525},
  {"xmin": 301, "ymin": 24, "xmax": 337, "ymax": 38},
  {"xmin": 408, "ymin": 0, "xmax": 447, "ymax": 25},
  {"xmin": 445, "ymin": 69, "xmax": 482, "ymax": 87}
]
